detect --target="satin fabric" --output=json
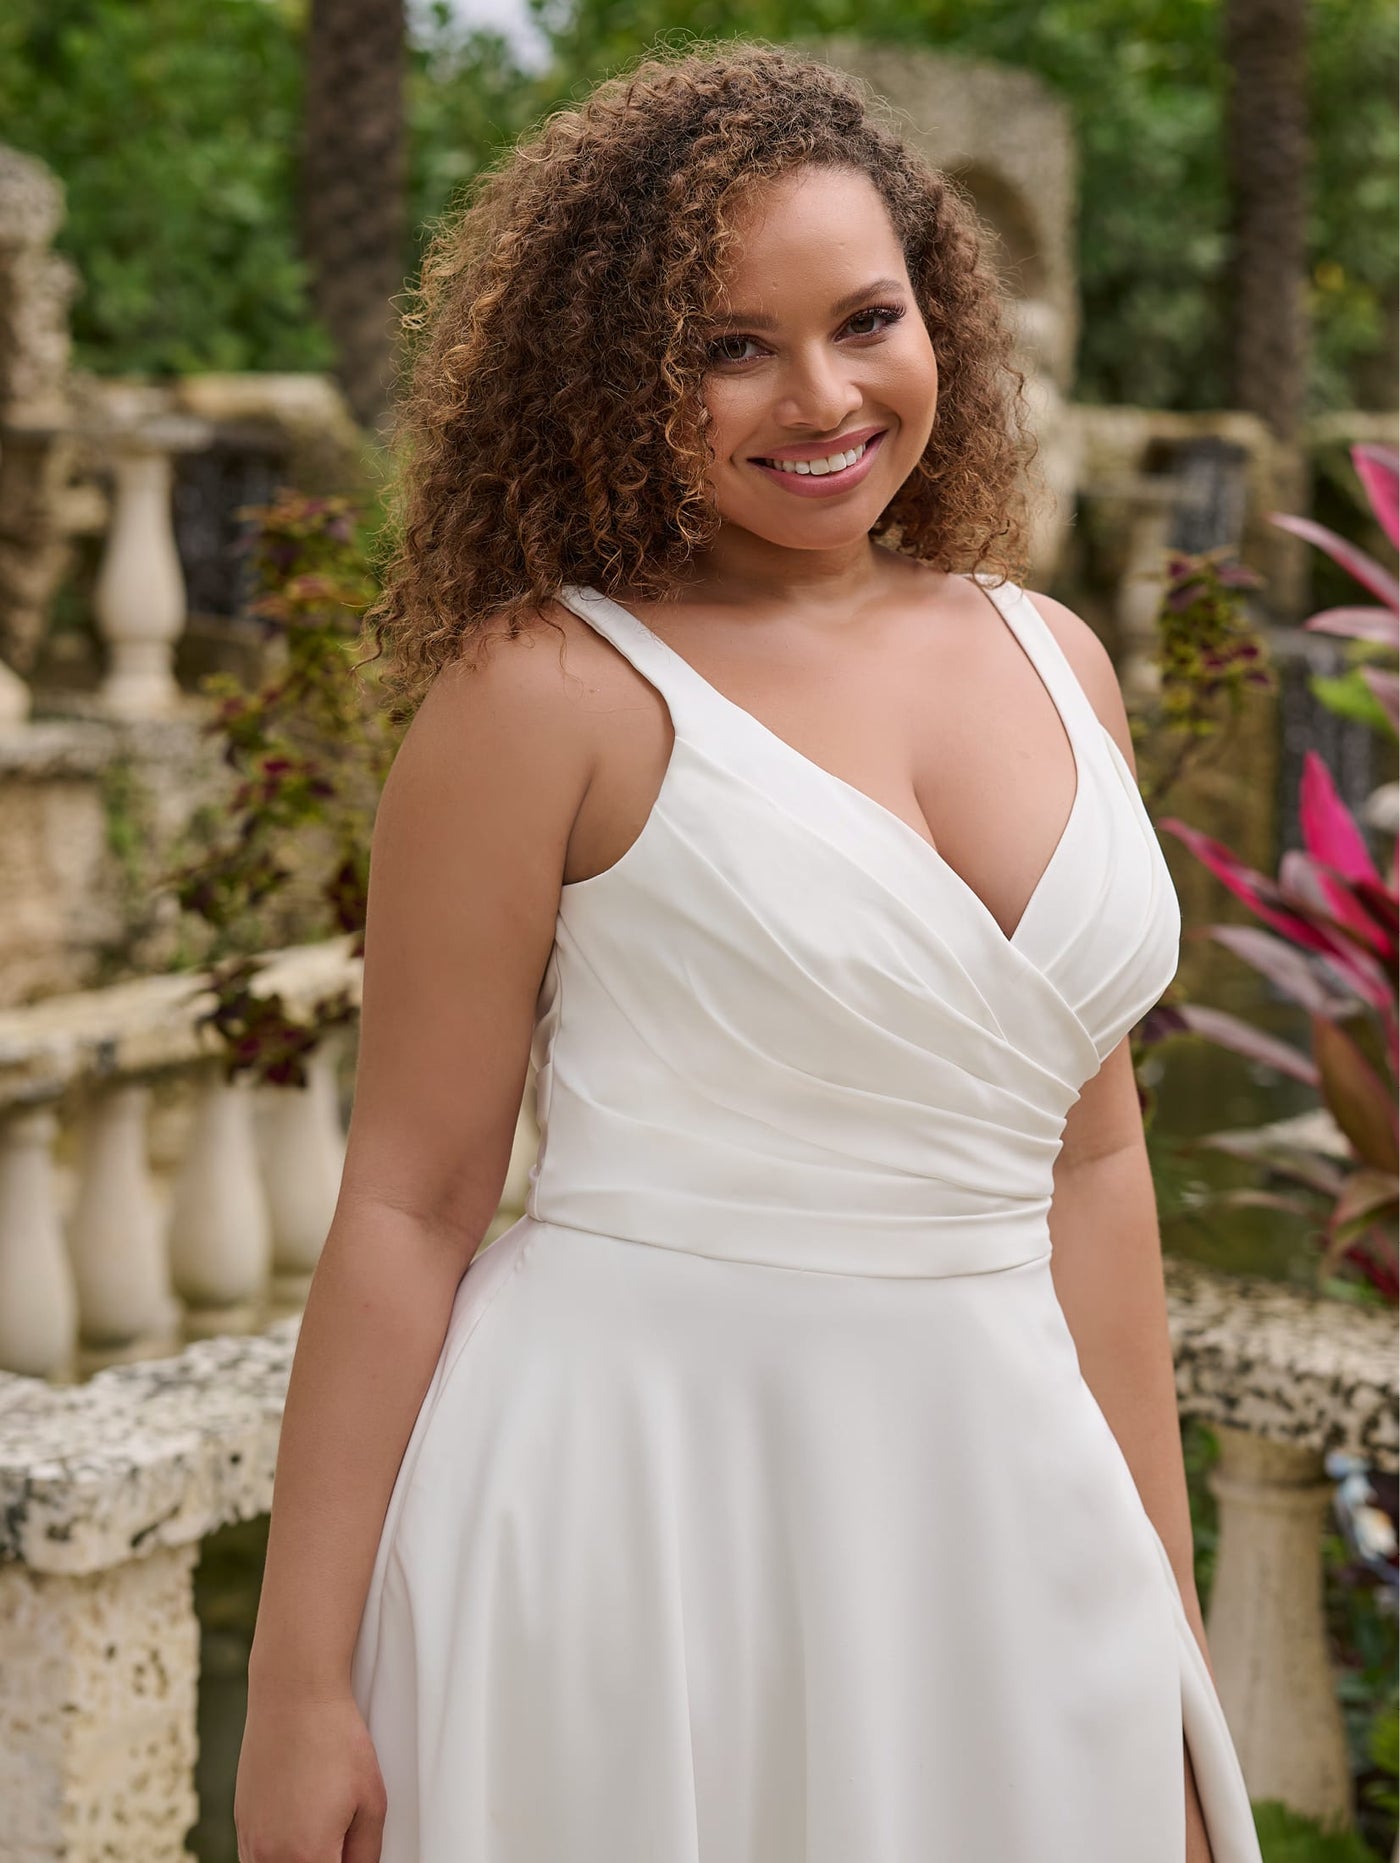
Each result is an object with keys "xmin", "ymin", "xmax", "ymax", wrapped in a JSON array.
[{"xmin": 350, "ymin": 573, "xmax": 1263, "ymax": 1861}]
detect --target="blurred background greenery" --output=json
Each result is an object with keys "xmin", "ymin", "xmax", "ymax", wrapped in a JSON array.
[{"xmin": 0, "ymin": 0, "xmax": 1394, "ymax": 413}]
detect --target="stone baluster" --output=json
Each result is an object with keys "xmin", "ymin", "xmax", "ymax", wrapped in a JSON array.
[
  {"xmin": 0, "ymin": 1104, "xmax": 77, "ymax": 1379},
  {"xmin": 1205, "ymin": 1427, "xmax": 1353, "ymax": 1827},
  {"xmin": 68, "ymin": 1079, "xmax": 179, "ymax": 1371},
  {"xmin": 166, "ymin": 1059, "xmax": 271, "ymax": 1338},
  {"xmin": 0, "ymin": 651, "xmax": 28, "ymax": 724},
  {"xmin": 254, "ymin": 1034, "xmax": 348, "ymax": 1315},
  {"xmin": 89, "ymin": 411, "xmax": 210, "ymax": 721}
]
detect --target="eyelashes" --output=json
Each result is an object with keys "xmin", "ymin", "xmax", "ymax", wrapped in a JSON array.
[
  {"xmin": 705, "ymin": 303, "xmax": 907, "ymax": 368},
  {"xmin": 846, "ymin": 303, "xmax": 907, "ymax": 337}
]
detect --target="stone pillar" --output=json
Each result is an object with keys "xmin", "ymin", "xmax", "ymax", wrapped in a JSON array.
[
  {"xmin": 0, "ymin": 1105, "xmax": 77, "ymax": 1380},
  {"xmin": 166, "ymin": 1060, "xmax": 272, "ymax": 1337},
  {"xmin": 90, "ymin": 412, "xmax": 211, "ymax": 721},
  {"xmin": 69, "ymin": 1081, "xmax": 180, "ymax": 1372},
  {"xmin": 1205, "ymin": 1423, "xmax": 1353, "ymax": 1827},
  {"xmin": 0, "ymin": 1543, "xmax": 200, "ymax": 1862}
]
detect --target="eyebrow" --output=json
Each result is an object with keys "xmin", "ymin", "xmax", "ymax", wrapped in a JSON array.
[{"xmin": 709, "ymin": 277, "xmax": 907, "ymax": 332}]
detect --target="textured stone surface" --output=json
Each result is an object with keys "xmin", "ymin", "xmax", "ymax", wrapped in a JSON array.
[
  {"xmin": 0, "ymin": 937, "xmax": 361, "ymax": 1102},
  {"xmin": 0, "ymin": 1542, "xmax": 199, "ymax": 1861},
  {"xmin": 0, "ymin": 712, "xmax": 240, "ymax": 1010},
  {"xmin": 0, "ymin": 1320, "xmax": 299, "ymax": 1574},
  {"xmin": 1165, "ymin": 1254, "xmax": 1398, "ymax": 1469}
]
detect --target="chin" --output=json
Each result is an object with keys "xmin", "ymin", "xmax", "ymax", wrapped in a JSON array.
[{"xmin": 728, "ymin": 504, "xmax": 892, "ymax": 546}]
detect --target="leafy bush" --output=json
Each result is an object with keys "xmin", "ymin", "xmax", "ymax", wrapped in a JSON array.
[{"xmin": 0, "ymin": 0, "xmax": 1392, "ymax": 413}]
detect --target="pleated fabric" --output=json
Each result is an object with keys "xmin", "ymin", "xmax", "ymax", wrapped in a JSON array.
[{"xmin": 350, "ymin": 574, "xmax": 1263, "ymax": 1862}]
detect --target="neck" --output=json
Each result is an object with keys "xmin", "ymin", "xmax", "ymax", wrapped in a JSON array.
[{"xmin": 676, "ymin": 527, "xmax": 893, "ymax": 612}]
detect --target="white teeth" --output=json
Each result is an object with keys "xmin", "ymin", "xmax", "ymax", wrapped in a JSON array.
[{"xmin": 763, "ymin": 441, "xmax": 867, "ymax": 476}]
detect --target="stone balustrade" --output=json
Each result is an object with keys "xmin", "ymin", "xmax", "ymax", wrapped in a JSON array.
[{"xmin": 0, "ymin": 937, "xmax": 373, "ymax": 1381}]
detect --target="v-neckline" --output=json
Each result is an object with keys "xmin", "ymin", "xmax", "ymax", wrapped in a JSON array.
[{"xmin": 572, "ymin": 577, "xmax": 1087, "ymax": 955}]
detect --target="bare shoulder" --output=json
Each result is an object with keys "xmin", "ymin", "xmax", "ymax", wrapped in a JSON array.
[
  {"xmin": 1022, "ymin": 589, "xmax": 1137, "ymax": 775},
  {"xmin": 402, "ymin": 598, "xmax": 611, "ymax": 790},
  {"xmin": 340, "ymin": 599, "xmax": 623, "ymax": 1246}
]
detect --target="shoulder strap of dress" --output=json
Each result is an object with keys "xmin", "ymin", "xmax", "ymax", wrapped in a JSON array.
[
  {"xmin": 968, "ymin": 572, "xmax": 1107, "ymax": 746},
  {"xmin": 554, "ymin": 583, "xmax": 706, "ymax": 732}
]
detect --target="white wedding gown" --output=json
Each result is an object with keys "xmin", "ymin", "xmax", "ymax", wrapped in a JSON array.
[{"xmin": 349, "ymin": 573, "xmax": 1264, "ymax": 1861}]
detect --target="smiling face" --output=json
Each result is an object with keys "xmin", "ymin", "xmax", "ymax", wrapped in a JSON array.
[{"xmin": 700, "ymin": 164, "xmax": 939, "ymax": 559}]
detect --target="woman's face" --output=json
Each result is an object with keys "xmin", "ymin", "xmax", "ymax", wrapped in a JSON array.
[{"xmin": 700, "ymin": 165, "xmax": 938, "ymax": 554}]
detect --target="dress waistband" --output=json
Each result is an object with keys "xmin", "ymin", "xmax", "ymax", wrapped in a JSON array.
[{"xmin": 523, "ymin": 1184, "xmax": 1054, "ymax": 1280}]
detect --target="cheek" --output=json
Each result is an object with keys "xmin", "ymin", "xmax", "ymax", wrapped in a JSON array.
[
  {"xmin": 701, "ymin": 382, "xmax": 752, "ymax": 466},
  {"xmin": 882, "ymin": 335, "xmax": 938, "ymax": 412}
]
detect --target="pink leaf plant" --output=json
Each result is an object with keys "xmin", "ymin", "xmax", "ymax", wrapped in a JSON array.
[
  {"xmin": 1270, "ymin": 442, "xmax": 1399, "ymax": 734},
  {"xmin": 1160, "ymin": 754, "xmax": 1397, "ymax": 1301},
  {"xmin": 1154, "ymin": 446, "xmax": 1399, "ymax": 1302}
]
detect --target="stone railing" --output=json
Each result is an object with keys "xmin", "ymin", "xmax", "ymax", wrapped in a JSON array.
[
  {"xmin": 1, "ymin": 938, "xmax": 399, "ymax": 1381},
  {"xmin": 0, "ymin": 941, "xmax": 1395, "ymax": 1855}
]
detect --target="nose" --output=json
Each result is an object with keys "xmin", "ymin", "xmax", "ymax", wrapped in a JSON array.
[{"xmin": 774, "ymin": 341, "xmax": 864, "ymax": 435}]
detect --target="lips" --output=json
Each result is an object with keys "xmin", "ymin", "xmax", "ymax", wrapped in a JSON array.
[
  {"xmin": 747, "ymin": 428, "xmax": 889, "ymax": 498},
  {"xmin": 748, "ymin": 423, "xmax": 887, "ymax": 465}
]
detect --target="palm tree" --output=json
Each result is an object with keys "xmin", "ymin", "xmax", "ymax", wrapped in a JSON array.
[
  {"xmin": 1223, "ymin": 0, "xmax": 1310, "ymax": 445},
  {"xmin": 301, "ymin": 0, "xmax": 407, "ymax": 432}
]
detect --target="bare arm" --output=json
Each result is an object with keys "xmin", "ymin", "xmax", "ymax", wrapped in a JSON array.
[
  {"xmin": 1049, "ymin": 1057, "xmax": 1205, "ymax": 1650},
  {"xmin": 245, "ymin": 619, "xmax": 594, "ymax": 1702}
]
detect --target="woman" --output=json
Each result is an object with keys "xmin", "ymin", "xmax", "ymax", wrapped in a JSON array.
[{"xmin": 235, "ymin": 41, "xmax": 1264, "ymax": 1863}]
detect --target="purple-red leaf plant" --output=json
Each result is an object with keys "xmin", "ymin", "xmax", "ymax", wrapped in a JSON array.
[
  {"xmin": 1271, "ymin": 442, "xmax": 1399, "ymax": 734},
  {"xmin": 1154, "ymin": 446, "xmax": 1400, "ymax": 1303}
]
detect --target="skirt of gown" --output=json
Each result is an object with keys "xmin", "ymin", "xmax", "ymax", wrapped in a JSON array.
[{"xmin": 350, "ymin": 1214, "xmax": 1261, "ymax": 1863}]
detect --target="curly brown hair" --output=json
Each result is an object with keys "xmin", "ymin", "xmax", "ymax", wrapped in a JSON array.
[{"xmin": 364, "ymin": 37, "xmax": 1041, "ymax": 715}]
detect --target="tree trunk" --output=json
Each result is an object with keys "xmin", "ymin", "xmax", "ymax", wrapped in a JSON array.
[
  {"xmin": 302, "ymin": 0, "xmax": 406, "ymax": 433},
  {"xmin": 1223, "ymin": 0, "xmax": 1310, "ymax": 443}
]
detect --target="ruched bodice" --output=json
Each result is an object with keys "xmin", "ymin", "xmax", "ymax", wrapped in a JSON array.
[{"xmin": 526, "ymin": 574, "xmax": 1182, "ymax": 1277}]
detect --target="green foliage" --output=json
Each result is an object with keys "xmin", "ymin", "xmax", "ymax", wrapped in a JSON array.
[
  {"xmin": 166, "ymin": 490, "xmax": 400, "ymax": 1082},
  {"xmin": 0, "ymin": 0, "xmax": 1393, "ymax": 410},
  {"xmin": 1150, "ymin": 547, "xmax": 1274, "ymax": 745},
  {"xmin": 1327, "ymin": 1521, "xmax": 1400, "ymax": 1857},
  {"xmin": 1253, "ymin": 1798, "xmax": 1388, "ymax": 1862},
  {"xmin": 0, "ymin": 0, "xmax": 334, "ymax": 376},
  {"xmin": 406, "ymin": 4, "xmax": 548, "ymax": 272}
]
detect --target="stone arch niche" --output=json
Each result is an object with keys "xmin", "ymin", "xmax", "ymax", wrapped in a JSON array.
[{"xmin": 791, "ymin": 38, "xmax": 1082, "ymax": 575}]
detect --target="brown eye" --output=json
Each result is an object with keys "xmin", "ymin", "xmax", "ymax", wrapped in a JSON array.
[
  {"xmin": 707, "ymin": 334, "xmax": 759, "ymax": 365},
  {"xmin": 845, "ymin": 305, "xmax": 905, "ymax": 338}
]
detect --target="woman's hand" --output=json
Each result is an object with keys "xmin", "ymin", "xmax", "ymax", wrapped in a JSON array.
[{"xmin": 235, "ymin": 1685, "xmax": 387, "ymax": 1863}]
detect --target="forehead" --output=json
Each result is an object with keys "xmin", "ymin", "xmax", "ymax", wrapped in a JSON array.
[{"xmin": 716, "ymin": 167, "xmax": 905, "ymax": 298}]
